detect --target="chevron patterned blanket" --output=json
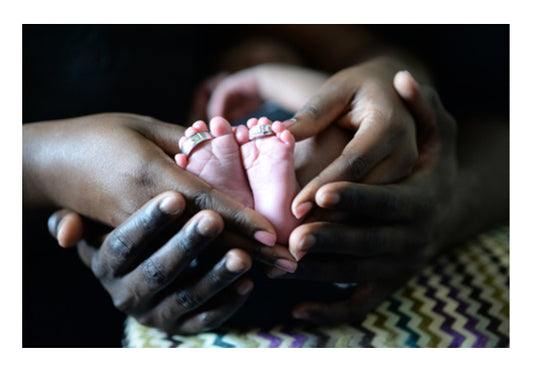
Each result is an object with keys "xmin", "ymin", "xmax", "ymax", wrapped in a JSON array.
[{"xmin": 123, "ymin": 226, "xmax": 509, "ymax": 348}]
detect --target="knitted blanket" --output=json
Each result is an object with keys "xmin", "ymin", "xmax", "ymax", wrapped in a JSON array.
[{"xmin": 123, "ymin": 226, "xmax": 509, "ymax": 348}]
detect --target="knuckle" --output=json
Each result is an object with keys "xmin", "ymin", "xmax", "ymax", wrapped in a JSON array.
[
  {"xmin": 106, "ymin": 228, "xmax": 132, "ymax": 262},
  {"xmin": 112, "ymin": 286, "xmax": 141, "ymax": 313},
  {"xmin": 136, "ymin": 205, "xmax": 159, "ymax": 233},
  {"xmin": 342, "ymin": 153, "xmax": 370, "ymax": 181},
  {"xmin": 135, "ymin": 313, "xmax": 155, "ymax": 328},
  {"xmin": 191, "ymin": 189, "xmax": 214, "ymax": 211},
  {"xmin": 141, "ymin": 257, "xmax": 168, "ymax": 287},
  {"xmin": 196, "ymin": 311, "xmax": 221, "ymax": 331},
  {"xmin": 91, "ymin": 258, "xmax": 109, "ymax": 280},
  {"xmin": 299, "ymin": 102, "xmax": 322, "ymax": 120},
  {"xmin": 174, "ymin": 290, "xmax": 202, "ymax": 312}
]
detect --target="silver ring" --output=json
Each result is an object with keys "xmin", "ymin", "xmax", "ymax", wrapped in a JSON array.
[
  {"xmin": 181, "ymin": 131, "xmax": 213, "ymax": 156},
  {"xmin": 249, "ymin": 124, "xmax": 274, "ymax": 140}
]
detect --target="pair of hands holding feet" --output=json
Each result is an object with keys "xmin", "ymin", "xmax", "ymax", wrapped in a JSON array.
[{"xmin": 40, "ymin": 57, "xmax": 459, "ymax": 331}]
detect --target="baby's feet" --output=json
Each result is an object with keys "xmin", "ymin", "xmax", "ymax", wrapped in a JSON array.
[
  {"xmin": 175, "ymin": 117, "xmax": 253, "ymax": 208},
  {"xmin": 239, "ymin": 117, "xmax": 299, "ymax": 244}
]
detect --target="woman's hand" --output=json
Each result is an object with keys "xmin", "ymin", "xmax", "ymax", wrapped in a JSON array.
[
  {"xmin": 276, "ymin": 72, "xmax": 463, "ymax": 324},
  {"xmin": 49, "ymin": 191, "xmax": 257, "ymax": 334},
  {"xmin": 23, "ymin": 113, "xmax": 279, "ymax": 247},
  {"xmin": 287, "ymin": 58, "xmax": 428, "ymax": 219}
]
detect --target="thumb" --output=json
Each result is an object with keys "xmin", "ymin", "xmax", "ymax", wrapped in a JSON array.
[
  {"xmin": 48, "ymin": 209, "xmax": 84, "ymax": 248},
  {"xmin": 285, "ymin": 80, "xmax": 352, "ymax": 141}
]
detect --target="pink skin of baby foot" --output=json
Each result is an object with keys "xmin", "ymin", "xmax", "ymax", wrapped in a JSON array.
[
  {"xmin": 175, "ymin": 117, "xmax": 253, "ymax": 209},
  {"xmin": 239, "ymin": 117, "xmax": 300, "ymax": 245}
]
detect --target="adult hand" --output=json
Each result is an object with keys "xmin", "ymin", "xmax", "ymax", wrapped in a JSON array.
[
  {"xmin": 48, "ymin": 191, "xmax": 256, "ymax": 334},
  {"xmin": 287, "ymin": 57, "xmax": 427, "ymax": 219},
  {"xmin": 23, "ymin": 113, "xmax": 280, "ymax": 248},
  {"xmin": 277, "ymin": 72, "xmax": 460, "ymax": 324}
]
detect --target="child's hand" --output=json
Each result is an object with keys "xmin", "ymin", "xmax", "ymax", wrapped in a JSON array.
[
  {"xmin": 287, "ymin": 58, "xmax": 421, "ymax": 219},
  {"xmin": 206, "ymin": 64, "xmax": 327, "ymax": 123}
]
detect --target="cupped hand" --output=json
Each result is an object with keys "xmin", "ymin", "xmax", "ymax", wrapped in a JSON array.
[
  {"xmin": 23, "ymin": 113, "xmax": 280, "ymax": 248},
  {"xmin": 287, "ymin": 58, "xmax": 424, "ymax": 219},
  {"xmin": 49, "ymin": 191, "xmax": 257, "ymax": 334},
  {"xmin": 278, "ymin": 71, "xmax": 459, "ymax": 324}
]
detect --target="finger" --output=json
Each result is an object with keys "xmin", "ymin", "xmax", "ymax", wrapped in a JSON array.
[
  {"xmin": 155, "ymin": 164, "xmax": 278, "ymax": 246},
  {"xmin": 288, "ymin": 221, "xmax": 417, "ymax": 261},
  {"xmin": 360, "ymin": 145, "xmax": 417, "ymax": 184},
  {"xmin": 171, "ymin": 277, "xmax": 253, "ymax": 334},
  {"xmin": 393, "ymin": 71, "xmax": 436, "ymax": 133},
  {"xmin": 277, "ymin": 254, "xmax": 410, "ymax": 282},
  {"xmin": 314, "ymin": 181, "xmax": 426, "ymax": 222},
  {"xmin": 285, "ymin": 78, "xmax": 352, "ymax": 141},
  {"xmin": 395, "ymin": 72, "xmax": 457, "ymax": 150},
  {"xmin": 47, "ymin": 209, "xmax": 84, "ymax": 248},
  {"xmin": 92, "ymin": 191, "xmax": 186, "ymax": 278},
  {"xmin": 140, "ymin": 249, "xmax": 252, "ymax": 327},
  {"xmin": 219, "ymin": 231, "xmax": 297, "ymax": 273},
  {"xmin": 135, "ymin": 117, "xmax": 186, "ymax": 157},
  {"xmin": 291, "ymin": 122, "xmax": 391, "ymax": 219},
  {"xmin": 292, "ymin": 281, "xmax": 380, "ymax": 325},
  {"xmin": 119, "ymin": 210, "xmax": 224, "ymax": 306}
]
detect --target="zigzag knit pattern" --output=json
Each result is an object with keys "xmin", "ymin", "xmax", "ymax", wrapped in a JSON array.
[{"xmin": 123, "ymin": 226, "xmax": 509, "ymax": 348}]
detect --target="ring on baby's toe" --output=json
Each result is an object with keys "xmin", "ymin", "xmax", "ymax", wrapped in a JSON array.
[
  {"xmin": 181, "ymin": 131, "xmax": 213, "ymax": 156},
  {"xmin": 249, "ymin": 124, "xmax": 274, "ymax": 140}
]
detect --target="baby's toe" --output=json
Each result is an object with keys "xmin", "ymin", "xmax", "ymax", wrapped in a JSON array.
[
  {"xmin": 192, "ymin": 120, "xmax": 209, "ymax": 132},
  {"xmin": 175, "ymin": 153, "xmax": 189, "ymax": 168},
  {"xmin": 235, "ymin": 125, "xmax": 250, "ymax": 145},
  {"xmin": 209, "ymin": 116, "xmax": 233, "ymax": 137},
  {"xmin": 185, "ymin": 126, "xmax": 199, "ymax": 137},
  {"xmin": 246, "ymin": 117, "xmax": 259, "ymax": 128}
]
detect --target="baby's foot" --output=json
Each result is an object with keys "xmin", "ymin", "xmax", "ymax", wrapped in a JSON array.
[
  {"xmin": 175, "ymin": 117, "xmax": 253, "ymax": 208},
  {"xmin": 239, "ymin": 117, "xmax": 299, "ymax": 244}
]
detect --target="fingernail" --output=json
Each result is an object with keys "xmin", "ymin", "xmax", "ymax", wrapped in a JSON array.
[
  {"xmin": 159, "ymin": 195, "xmax": 182, "ymax": 215},
  {"xmin": 196, "ymin": 216, "xmax": 219, "ymax": 238},
  {"xmin": 56, "ymin": 220, "xmax": 68, "ymax": 248},
  {"xmin": 266, "ymin": 266, "xmax": 288, "ymax": 279},
  {"xmin": 225, "ymin": 254, "xmax": 248, "ymax": 273},
  {"xmin": 292, "ymin": 201, "xmax": 313, "ymax": 219},
  {"xmin": 319, "ymin": 192, "xmax": 340, "ymax": 207},
  {"xmin": 254, "ymin": 230, "xmax": 276, "ymax": 246},
  {"xmin": 292, "ymin": 234, "xmax": 315, "ymax": 261},
  {"xmin": 282, "ymin": 118, "xmax": 296, "ymax": 127},
  {"xmin": 236, "ymin": 280, "xmax": 253, "ymax": 296},
  {"xmin": 274, "ymin": 258, "xmax": 297, "ymax": 273}
]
